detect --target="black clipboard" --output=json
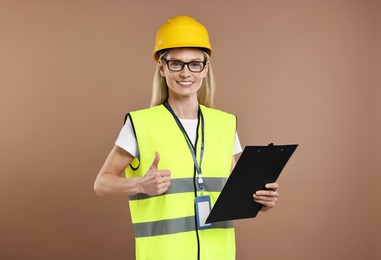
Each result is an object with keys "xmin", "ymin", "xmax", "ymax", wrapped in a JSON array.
[{"xmin": 206, "ymin": 143, "xmax": 298, "ymax": 223}]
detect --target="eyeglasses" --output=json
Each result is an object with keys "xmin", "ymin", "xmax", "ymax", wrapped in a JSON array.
[{"xmin": 162, "ymin": 58, "xmax": 207, "ymax": 72}]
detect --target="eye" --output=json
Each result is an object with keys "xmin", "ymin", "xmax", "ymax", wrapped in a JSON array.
[
  {"xmin": 189, "ymin": 62, "xmax": 203, "ymax": 70},
  {"xmin": 168, "ymin": 60, "xmax": 183, "ymax": 68}
]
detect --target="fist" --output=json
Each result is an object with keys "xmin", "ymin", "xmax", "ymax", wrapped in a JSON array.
[{"xmin": 139, "ymin": 152, "xmax": 171, "ymax": 195}]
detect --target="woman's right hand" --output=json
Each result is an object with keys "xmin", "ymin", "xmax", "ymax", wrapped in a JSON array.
[{"xmin": 138, "ymin": 152, "xmax": 171, "ymax": 195}]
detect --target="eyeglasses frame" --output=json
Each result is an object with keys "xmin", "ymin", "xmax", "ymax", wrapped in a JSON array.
[{"xmin": 161, "ymin": 58, "xmax": 208, "ymax": 73}]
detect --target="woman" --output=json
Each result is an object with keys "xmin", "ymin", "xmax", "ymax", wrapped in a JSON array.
[{"xmin": 94, "ymin": 15, "xmax": 279, "ymax": 260}]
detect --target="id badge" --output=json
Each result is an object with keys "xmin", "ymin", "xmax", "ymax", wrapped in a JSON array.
[{"xmin": 195, "ymin": 195, "xmax": 212, "ymax": 229}]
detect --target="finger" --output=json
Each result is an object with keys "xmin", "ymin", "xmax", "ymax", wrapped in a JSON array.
[
  {"xmin": 157, "ymin": 175, "xmax": 171, "ymax": 185},
  {"xmin": 160, "ymin": 179, "xmax": 171, "ymax": 188},
  {"xmin": 157, "ymin": 181, "xmax": 171, "ymax": 194},
  {"xmin": 157, "ymin": 169, "xmax": 171, "ymax": 177},
  {"xmin": 254, "ymin": 199, "xmax": 276, "ymax": 208},
  {"xmin": 253, "ymin": 196, "xmax": 278, "ymax": 203},
  {"xmin": 157, "ymin": 186, "xmax": 170, "ymax": 195},
  {"xmin": 255, "ymin": 190, "xmax": 279, "ymax": 197},
  {"xmin": 149, "ymin": 151, "xmax": 160, "ymax": 170},
  {"xmin": 254, "ymin": 193, "xmax": 278, "ymax": 201},
  {"xmin": 154, "ymin": 171, "xmax": 171, "ymax": 184},
  {"xmin": 265, "ymin": 182, "xmax": 279, "ymax": 191}
]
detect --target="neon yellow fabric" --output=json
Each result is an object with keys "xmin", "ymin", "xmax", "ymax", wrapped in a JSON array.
[{"xmin": 125, "ymin": 104, "xmax": 236, "ymax": 260}]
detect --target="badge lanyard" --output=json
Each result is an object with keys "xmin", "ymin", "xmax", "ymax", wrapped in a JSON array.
[
  {"xmin": 164, "ymin": 102, "xmax": 205, "ymax": 193},
  {"xmin": 164, "ymin": 102, "xmax": 212, "ymax": 229}
]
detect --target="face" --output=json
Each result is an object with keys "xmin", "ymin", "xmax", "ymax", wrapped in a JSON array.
[{"xmin": 159, "ymin": 48, "xmax": 208, "ymax": 100}]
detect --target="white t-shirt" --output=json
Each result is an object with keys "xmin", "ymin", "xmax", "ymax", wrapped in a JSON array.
[{"xmin": 115, "ymin": 117, "xmax": 243, "ymax": 158}]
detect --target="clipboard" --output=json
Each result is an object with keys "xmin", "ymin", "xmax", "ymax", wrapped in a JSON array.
[{"xmin": 206, "ymin": 143, "xmax": 298, "ymax": 223}]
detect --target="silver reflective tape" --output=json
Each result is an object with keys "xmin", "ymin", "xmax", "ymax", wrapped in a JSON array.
[
  {"xmin": 129, "ymin": 177, "xmax": 228, "ymax": 201},
  {"xmin": 134, "ymin": 216, "xmax": 233, "ymax": 238}
]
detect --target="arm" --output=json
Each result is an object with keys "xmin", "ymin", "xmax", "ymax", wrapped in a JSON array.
[{"xmin": 94, "ymin": 145, "xmax": 171, "ymax": 198}]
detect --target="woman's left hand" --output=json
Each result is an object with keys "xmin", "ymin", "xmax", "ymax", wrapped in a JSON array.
[{"xmin": 253, "ymin": 182, "xmax": 279, "ymax": 213}]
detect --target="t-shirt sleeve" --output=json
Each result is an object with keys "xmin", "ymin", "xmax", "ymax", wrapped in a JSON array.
[
  {"xmin": 233, "ymin": 132, "xmax": 243, "ymax": 155},
  {"xmin": 115, "ymin": 116, "xmax": 139, "ymax": 158}
]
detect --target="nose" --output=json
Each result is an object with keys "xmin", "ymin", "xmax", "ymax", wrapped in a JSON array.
[{"xmin": 179, "ymin": 65, "xmax": 191, "ymax": 78}]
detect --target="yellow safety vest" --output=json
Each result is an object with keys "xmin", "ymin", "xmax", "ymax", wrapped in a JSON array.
[{"xmin": 125, "ymin": 104, "xmax": 237, "ymax": 260}]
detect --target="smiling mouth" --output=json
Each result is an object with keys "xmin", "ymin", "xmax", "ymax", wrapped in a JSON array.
[{"xmin": 177, "ymin": 81, "xmax": 194, "ymax": 87}]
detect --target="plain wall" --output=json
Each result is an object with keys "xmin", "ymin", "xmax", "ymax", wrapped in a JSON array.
[
  {"xmin": 375, "ymin": 1, "xmax": 381, "ymax": 258},
  {"xmin": 0, "ymin": 1, "xmax": 379, "ymax": 259}
]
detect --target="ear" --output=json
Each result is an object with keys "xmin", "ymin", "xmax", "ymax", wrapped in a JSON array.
[
  {"xmin": 201, "ymin": 62, "xmax": 209, "ymax": 79},
  {"xmin": 158, "ymin": 60, "xmax": 165, "ymax": 77}
]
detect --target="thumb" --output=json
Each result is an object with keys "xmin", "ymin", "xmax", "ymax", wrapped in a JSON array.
[{"xmin": 149, "ymin": 151, "xmax": 160, "ymax": 170}]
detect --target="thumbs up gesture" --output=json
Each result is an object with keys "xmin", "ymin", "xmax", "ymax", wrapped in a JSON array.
[{"xmin": 139, "ymin": 152, "xmax": 171, "ymax": 195}]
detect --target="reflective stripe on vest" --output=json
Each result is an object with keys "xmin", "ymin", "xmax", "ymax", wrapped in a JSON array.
[
  {"xmin": 134, "ymin": 216, "xmax": 234, "ymax": 238},
  {"xmin": 125, "ymin": 104, "xmax": 237, "ymax": 260},
  {"xmin": 129, "ymin": 177, "xmax": 227, "ymax": 201}
]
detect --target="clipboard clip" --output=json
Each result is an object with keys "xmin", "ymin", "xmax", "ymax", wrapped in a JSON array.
[
  {"xmin": 258, "ymin": 143, "xmax": 274, "ymax": 152},
  {"xmin": 268, "ymin": 143, "xmax": 284, "ymax": 151}
]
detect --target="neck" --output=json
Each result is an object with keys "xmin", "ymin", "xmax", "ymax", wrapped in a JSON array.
[{"xmin": 167, "ymin": 96, "xmax": 199, "ymax": 119}]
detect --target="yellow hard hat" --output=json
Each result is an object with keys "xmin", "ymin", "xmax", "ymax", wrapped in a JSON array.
[{"xmin": 153, "ymin": 15, "xmax": 212, "ymax": 61}]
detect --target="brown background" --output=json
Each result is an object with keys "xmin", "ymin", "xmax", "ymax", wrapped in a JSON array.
[{"xmin": 0, "ymin": 0, "xmax": 380, "ymax": 259}]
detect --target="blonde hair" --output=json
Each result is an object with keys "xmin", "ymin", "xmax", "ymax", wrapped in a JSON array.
[{"xmin": 150, "ymin": 50, "xmax": 216, "ymax": 108}]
